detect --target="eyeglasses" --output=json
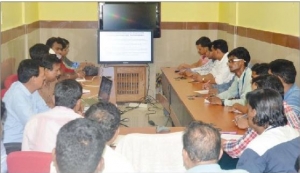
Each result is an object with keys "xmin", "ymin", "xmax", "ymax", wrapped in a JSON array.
[{"xmin": 227, "ymin": 59, "xmax": 246, "ymax": 64}]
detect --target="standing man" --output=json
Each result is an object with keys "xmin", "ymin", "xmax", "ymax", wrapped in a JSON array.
[
  {"xmin": 269, "ymin": 59, "xmax": 300, "ymax": 117},
  {"xmin": 3, "ymin": 59, "xmax": 48, "ymax": 154},
  {"xmin": 207, "ymin": 47, "xmax": 252, "ymax": 106}
]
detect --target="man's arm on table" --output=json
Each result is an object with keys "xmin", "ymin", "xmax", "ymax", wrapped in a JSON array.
[{"xmin": 222, "ymin": 128, "xmax": 258, "ymax": 158}]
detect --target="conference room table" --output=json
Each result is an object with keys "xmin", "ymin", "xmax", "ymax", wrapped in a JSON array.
[{"xmin": 159, "ymin": 67, "xmax": 245, "ymax": 134}]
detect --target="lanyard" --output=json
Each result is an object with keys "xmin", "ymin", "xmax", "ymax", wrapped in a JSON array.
[{"xmin": 237, "ymin": 68, "xmax": 247, "ymax": 98}]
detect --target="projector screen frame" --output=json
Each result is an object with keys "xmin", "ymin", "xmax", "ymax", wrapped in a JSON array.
[{"xmin": 97, "ymin": 30, "xmax": 154, "ymax": 64}]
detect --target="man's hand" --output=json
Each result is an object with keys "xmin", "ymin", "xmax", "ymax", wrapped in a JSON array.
[
  {"xmin": 202, "ymin": 81, "xmax": 212, "ymax": 90},
  {"xmin": 191, "ymin": 73, "xmax": 202, "ymax": 82},
  {"xmin": 184, "ymin": 69, "xmax": 194, "ymax": 77},
  {"xmin": 234, "ymin": 115, "xmax": 248, "ymax": 129},
  {"xmin": 77, "ymin": 71, "xmax": 85, "ymax": 78},
  {"xmin": 207, "ymin": 96, "xmax": 222, "ymax": 105},
  {"xmin": 208, "ymin": 88, "xmax": 218, "ymax": 96}
]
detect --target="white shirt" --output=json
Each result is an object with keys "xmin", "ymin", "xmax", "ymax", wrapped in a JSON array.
[
  {"xmin": 102, "ymin": 145, "xmax": 136, "ymax": 173},
  {"xmin": 210, "ymin": 53, "xmax": 234, "ymax": 85},
  {"xmin": 1, "ymin": 141, "xmax": 7, "ymax": 173},
  {"xmin": 49, "ymin": 145, "xmax": 136, "ymax": 173},
  {"xmin": 22, "ymin": 106, "xmax": 82, "ymax": 152}
]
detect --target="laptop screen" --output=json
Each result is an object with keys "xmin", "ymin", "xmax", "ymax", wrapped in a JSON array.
[{"xmin": 98, "ymin": 76, "xmax": 113, "ymax": 103}]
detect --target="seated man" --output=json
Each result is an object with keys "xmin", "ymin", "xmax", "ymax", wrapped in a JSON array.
[
  {"xmin": 237, "ymin": 89, "xmax": 300, "ymax": 172},
  {"xmin": 192, "ymin": 39, "xmax": 234, "ymax": 93},
  {"xmin": 85, "ymin": 102, "xmax": 135, "ymax": 173},
  {"xmin": 230, "ymin": 62, "xmax": 269, "ymax": 114},
  {"xmin": 269, "ymin": 59, "xmax": 300, "ymax": 117},
  {"xmin": 29, "ymin": 43, "xmax": 51, "ymax": 61},
  {"xmin": 221, "ymin": 74, "xmax": 300, "ymax": 169},
  {"xmin": 177, "ymin": 37, "xmax": 214, "ymax": 76},
  {"xmin": 46, "ymin": 37, "xmax": 84, "ymax": 79},
  {"xmin": 38, "ymin": 54, "xmax": 62, "ymax": 108},
  {"xmin": 208, "ymin": 47, "xmax": 252, "ymax": 106},
  {"xmin": 3, "ymin": 59, "xmax": 49, "ymax": 154},
  {"xmin": 22, "ymin": 79, "xmax": 83, "ymax": 152},
  {"xmin": 182, "ymin": 120, "xmax": 248, "ymax": 173},
  {"xmin": 52, "ymin": 118, "xmax": 105, "ymax": 173},
  {"xmin": 1, "ymin": 101, "xmax": 7, "ymax": 173},
  {"xmin": 250, "ymin": 63, "xmax": 269, "ymax": 79}
]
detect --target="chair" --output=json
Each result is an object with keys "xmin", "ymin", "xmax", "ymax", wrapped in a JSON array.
[
  {"xmin": 115, "ymin": 131, "xmax": 186, "ymax": 173},
  {"xmin": 1, "ymin": 88, "xmax": 8, "ymax": 98},
  {"xmin": 4, "ymin": 74, "xmax": 18, "ymax": 89},
  {"xmin": 7, "ymin": 151, "xmax": 52, "ymax": 173}
]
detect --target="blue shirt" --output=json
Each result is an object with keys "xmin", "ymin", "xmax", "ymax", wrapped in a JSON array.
[
  {"xmin": 284, "ymin": 84, "xmax": 300, "ymax": 117},
  {"xmin": 3, "ymin": 81, "xmax": 50, "ymax": 143}
]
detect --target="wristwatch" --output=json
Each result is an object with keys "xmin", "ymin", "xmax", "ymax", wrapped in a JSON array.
[{"xmin": 221, "ymin": 99, "xmax": 225, "ymax": 106}]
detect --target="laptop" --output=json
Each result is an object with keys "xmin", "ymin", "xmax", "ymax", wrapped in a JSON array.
[
  {"xmin": 82, "ymin": 76, "xmax": 113, "ymax": 110},
  {"xmin": 98, "ymin": 76, "xmax": 113, "ymax": 103}
]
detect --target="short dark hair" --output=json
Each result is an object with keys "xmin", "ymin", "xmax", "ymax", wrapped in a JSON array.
[
  {"xmin": 60, "ymin": 37, "xmax": 70, "ymax": 49},
  {"xmin": 41, "ymin": 54, "xmax": 62, "ymax": 70},
  {"xmin": 251, "ymin": 63, "xmax": 269, "ymax": 76},
  {"xmin": 85, "ymin": 102, "xmax": 121, "ymax": 142},
  {"xmin": 183, "ymin": 121, "xmax": 221, "ymax": 163},
  {"xmin": 29, "ymin": 43, "xmax": 50, "ymax": 61},
  {"xmin": 195, "ymin": 37, "xmax": 211, "ymax": 47},
  {"xmin": 269, "ymin": 59, "xmax": 297, "ymax": 84},
  {"xmin": 211, "ymin": 39, "xmax": 228, "ymax": 53},
  {"xmin": 57, "ymin": 37, "xmax": 67, "ymax": 49},
  {"xmin": 46, "ymin": 37, "xmax": 64, "ymax": 48},
  {"xmin": 246, "ymin": 89, "xmax": 287, "ymax": 128},
  {"xmin": 56, "ymin": 118, "xmax": 105, "ymax": 173},
  {"xmin": 54, "ymin": 79, "xmax": 82, "ymax": 109},
  {"xmin": 251, "ymin": 74, "xmax": 284, "ymax": 98},
  {"xmin": 228, "ymin": 47, "xmax": 251, "ymax": 67},
  {"xmin": 17, "ymin": 59, "xmax": 42, "ymax": 83}
]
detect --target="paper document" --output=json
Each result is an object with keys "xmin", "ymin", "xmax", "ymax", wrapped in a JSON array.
[
  {"xmin": 194, "ymin": 90, "xmax": 209, "ymax": 94},
  {"xmin": 82, "ymin": 89, "xmax": 90, "ymax": 94},
  {"xmin": 76, "ymin": 78, "xmax": 86, "ymax": 82},
  {"xmin": 221, "ymin": 134, "xmax": 243, "ymax": 140}
]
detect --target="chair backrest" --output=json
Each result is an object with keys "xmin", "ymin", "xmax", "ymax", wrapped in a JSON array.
[
  {"xmin": 4, "ymin": 74, "xmax": 18, "ymax": 89},
  {"xmin": 115, "ymin": 132, "xmax": 186, "ymax": 173},
  {"xmin": 1, "ymin": 88, "xmax": 8, "ymax": 99},
  {"xmin": 7, "ymin": 151, "xmax": 52, "ymax": 173}
]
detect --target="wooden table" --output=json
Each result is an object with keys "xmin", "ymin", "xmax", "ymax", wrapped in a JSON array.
[
  {"xmin": 119, "ymin": 127, "xmax": 185, "ymax": 135},
  {"xmin": 159, "ymin": 67, "xmax": 245, "ymax": 134}
]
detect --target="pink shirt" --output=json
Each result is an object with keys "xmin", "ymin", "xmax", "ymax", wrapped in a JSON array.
[
  {"xmin": 22, "ymin": 106, "xmax": 82, "ymax": 152},
  {"xmin": 200, "ymin": 55, "xmax": 210, "ymax": 65}
]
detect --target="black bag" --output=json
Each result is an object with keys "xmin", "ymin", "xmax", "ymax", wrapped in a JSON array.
[{"xmin": 83, "ymin": 66, "xmax": 99, "ymax": 76}]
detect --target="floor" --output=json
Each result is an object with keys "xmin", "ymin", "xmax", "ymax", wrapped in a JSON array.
[{"xmin": 117, "ymin": 102, "xmax": 173, "ymax": 128}]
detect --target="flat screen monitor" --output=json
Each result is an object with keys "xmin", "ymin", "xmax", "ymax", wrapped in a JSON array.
[
  {"xmin": 99, "ymin": 2, "xmax": 161, "ymax": 38},
  {"xmin": 98, "ymin": 30, "xmax": 153, "ymax": 64}
]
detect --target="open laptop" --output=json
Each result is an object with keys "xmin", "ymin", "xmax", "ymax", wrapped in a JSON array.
[
  {"xmin": 98, "ymin": 76, "xmax": 113, "ymax": 103},
  {"xmin": 82, "ymin": 76, "xmax": 113, "ymax": 110}
]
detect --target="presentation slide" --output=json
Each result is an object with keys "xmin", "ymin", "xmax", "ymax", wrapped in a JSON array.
[{"xmin": 99, "ymin": 31, "xmax": 152, "ymax": 63}]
